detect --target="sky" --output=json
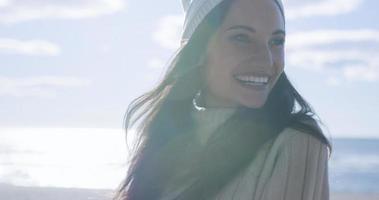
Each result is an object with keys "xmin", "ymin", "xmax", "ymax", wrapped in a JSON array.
[{"xmin": 0, "ymin": 0, "xmax": 378, "ymax": 139}]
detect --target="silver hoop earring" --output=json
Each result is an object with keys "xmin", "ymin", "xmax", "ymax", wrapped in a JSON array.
[{"xmin": 192, "ymin": 89, "xmax": 206, "ymax": 111}]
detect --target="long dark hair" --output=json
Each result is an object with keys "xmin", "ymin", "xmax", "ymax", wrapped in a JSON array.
[{"xmin": 114, "ymin": 1, "xmax": 333, "ymax": 199}]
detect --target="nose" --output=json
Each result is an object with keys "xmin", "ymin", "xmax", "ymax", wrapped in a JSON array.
[{"xmin": 247, "ymin": 43, "xmax": 274, "ymax": 72}]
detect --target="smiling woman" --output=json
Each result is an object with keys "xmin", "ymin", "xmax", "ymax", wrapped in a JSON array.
[
  {"xmin": 202, "ymin": 0, "xmax": 286, "ymax": 109},
  {"xmin": 114, "ymin": 0, "xmax": 332, "ymax": 200}
]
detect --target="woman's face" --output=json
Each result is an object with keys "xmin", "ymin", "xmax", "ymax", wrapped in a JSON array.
[{"xmin": 203, "ymin": 0, "xmax": 285, "ymax": 109}]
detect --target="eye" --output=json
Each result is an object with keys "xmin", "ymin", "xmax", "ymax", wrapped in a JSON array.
[
  {"xmin": 229, "ymin": 33, "xmax": 252, "ymax": 44},
  {"xmin": 270, "ymin": 38, "xmax": 285, "ymax": 47}
]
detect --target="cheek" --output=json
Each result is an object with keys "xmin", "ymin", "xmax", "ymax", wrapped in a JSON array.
[
  {"xmin": 206, "ymin": 58, "xmax": 234, "ymax": 87},
  {"xmin": 270, "ymin": 49, "xmax": 285, "ymax": 89},
  {"xmin": 206, "ymin": 45, "xmax": 238, "ymax": 82},
  {"xmin": 205, "ymin": 52, "xmax": 238, "ymax": 97},
  {"xmin": 273, "ymin": 48, "xmax": 285, "ymax": 73}
]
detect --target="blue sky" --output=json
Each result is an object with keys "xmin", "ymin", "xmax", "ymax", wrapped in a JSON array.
[{"xmin": 0, "ymin": 0, "xmax": 378, "ymax": 138}]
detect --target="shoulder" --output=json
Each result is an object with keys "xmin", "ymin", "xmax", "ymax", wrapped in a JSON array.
[
  {"xmin": 272, "ymin": 125, "xmax": 330, "ymax": 162},
  {"xmin": 257, "ymin": 124, "xmax": 330, "ymax": 169},
  {"xmin": 254, "ymin": 124, "xmax": 331, "ymax": 200},
  {"xmin": 251, "ymin": 124, "xmax": 330, "ymax": 199}
]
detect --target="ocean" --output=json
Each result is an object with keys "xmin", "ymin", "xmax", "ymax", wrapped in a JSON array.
[
  {"xmin": 329, "ymin": 138, "xmax": 379, "ymax": 193},
  {"xmin": 0, "ymin": 128, "xmax": 378, "ymax": 193}
]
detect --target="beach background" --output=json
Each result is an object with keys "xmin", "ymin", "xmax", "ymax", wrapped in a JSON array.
[
  {"xmin": 1, "ymin": 0, "xmax": 378, "ymax": 199},
  {"xmin": 0, "ymin": 128, "xmax": 378, "ymax": 200}
]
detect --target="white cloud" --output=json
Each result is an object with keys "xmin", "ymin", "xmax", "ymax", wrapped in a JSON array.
[
  {"xmin": 287, "ymin": 29, "xmax": 379, "ymax": 50},
  {"xmin": 0, "ymin": 76, "xmax": 91, "ymax": 97},
  {"xmin": 325, "ymin": 76, "xmax": 342, "ymax": 86},
  {"xmin": 147, "ymin": 57, "xmax": 166, "ymax": 70},
  {"xmin": 286, "ymin": 29, "xmax": 379, "ymax": 83},
  {"xmin": 287, "ymin": 49, "xmax": 379, "ymax": 82},
  {"xmin": 149, "ymin": 15, "xmax": 184, "ymax": 76},
  {"xmin": 284, "ymin": 0, "xmax": 363, "ymax": 20},
  {"xmin": 287, "ymin": 49, "xmax": 371, "ymax": 70},
  {"xmin": 0, "ymin": 0, "xmax": 126, "ymax": 24},
  {"xmin": 0, "ymin": 0, "xmax": 10, "ymax": 7},
  {"xmin": 152, "ymin": 14, "xmax": 184, "ymax": 50},
  {"xmin": 0, "ymin": 38, "xmax": 60, "ymax": 56},
  {"xmin": 343, "ymin": 65, "xmax": 379, "ymax": 82}
]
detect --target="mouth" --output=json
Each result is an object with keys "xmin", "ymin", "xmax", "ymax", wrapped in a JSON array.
[{"xmin": 233, "ymin": 73, "xmax": 272, "ymax": 90}]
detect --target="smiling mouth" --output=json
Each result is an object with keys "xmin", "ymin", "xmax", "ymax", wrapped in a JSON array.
[{"xmin": 233, "ymin": 74, "xmax": 272, "ymax": 88}]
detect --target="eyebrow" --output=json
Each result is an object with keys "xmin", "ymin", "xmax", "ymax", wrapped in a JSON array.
[{"xmin": 226, "ymin": 25, "xmax": 286, "ymax": 36}]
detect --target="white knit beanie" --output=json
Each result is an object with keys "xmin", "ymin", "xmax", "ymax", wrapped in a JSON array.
[{"xmin": 180, "ymin": 0, "xmax": 285, "ymax": 45}]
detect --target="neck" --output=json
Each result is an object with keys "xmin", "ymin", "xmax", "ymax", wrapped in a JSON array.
[{"xmin": 203, "ymin": 90, "xmax": 238, "ymax": 109}]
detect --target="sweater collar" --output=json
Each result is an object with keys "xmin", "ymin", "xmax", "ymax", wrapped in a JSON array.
[{"xmin": 191, "ymin": 94, "xmax": 238, "ymax": 145}]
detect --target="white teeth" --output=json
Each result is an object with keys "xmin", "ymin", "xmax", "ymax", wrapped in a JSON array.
[{"xmin": 235, "ymin": 75, "xmax": 269, "ymax": 84}]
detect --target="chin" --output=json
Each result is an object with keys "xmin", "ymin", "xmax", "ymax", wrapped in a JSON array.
[{"xmin": 240, "ymin": 101, "xmax": 265, "ymax": 109}]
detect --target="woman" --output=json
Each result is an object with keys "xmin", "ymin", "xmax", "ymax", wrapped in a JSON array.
[{"xmin": 114, "ymin": 0, "xmax": 333, "ymax": 199}]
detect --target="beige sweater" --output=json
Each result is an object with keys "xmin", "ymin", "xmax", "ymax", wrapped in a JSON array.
[{"xmin": 160, "ymin": 105, "xmax": 330, "ymax": 200}]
